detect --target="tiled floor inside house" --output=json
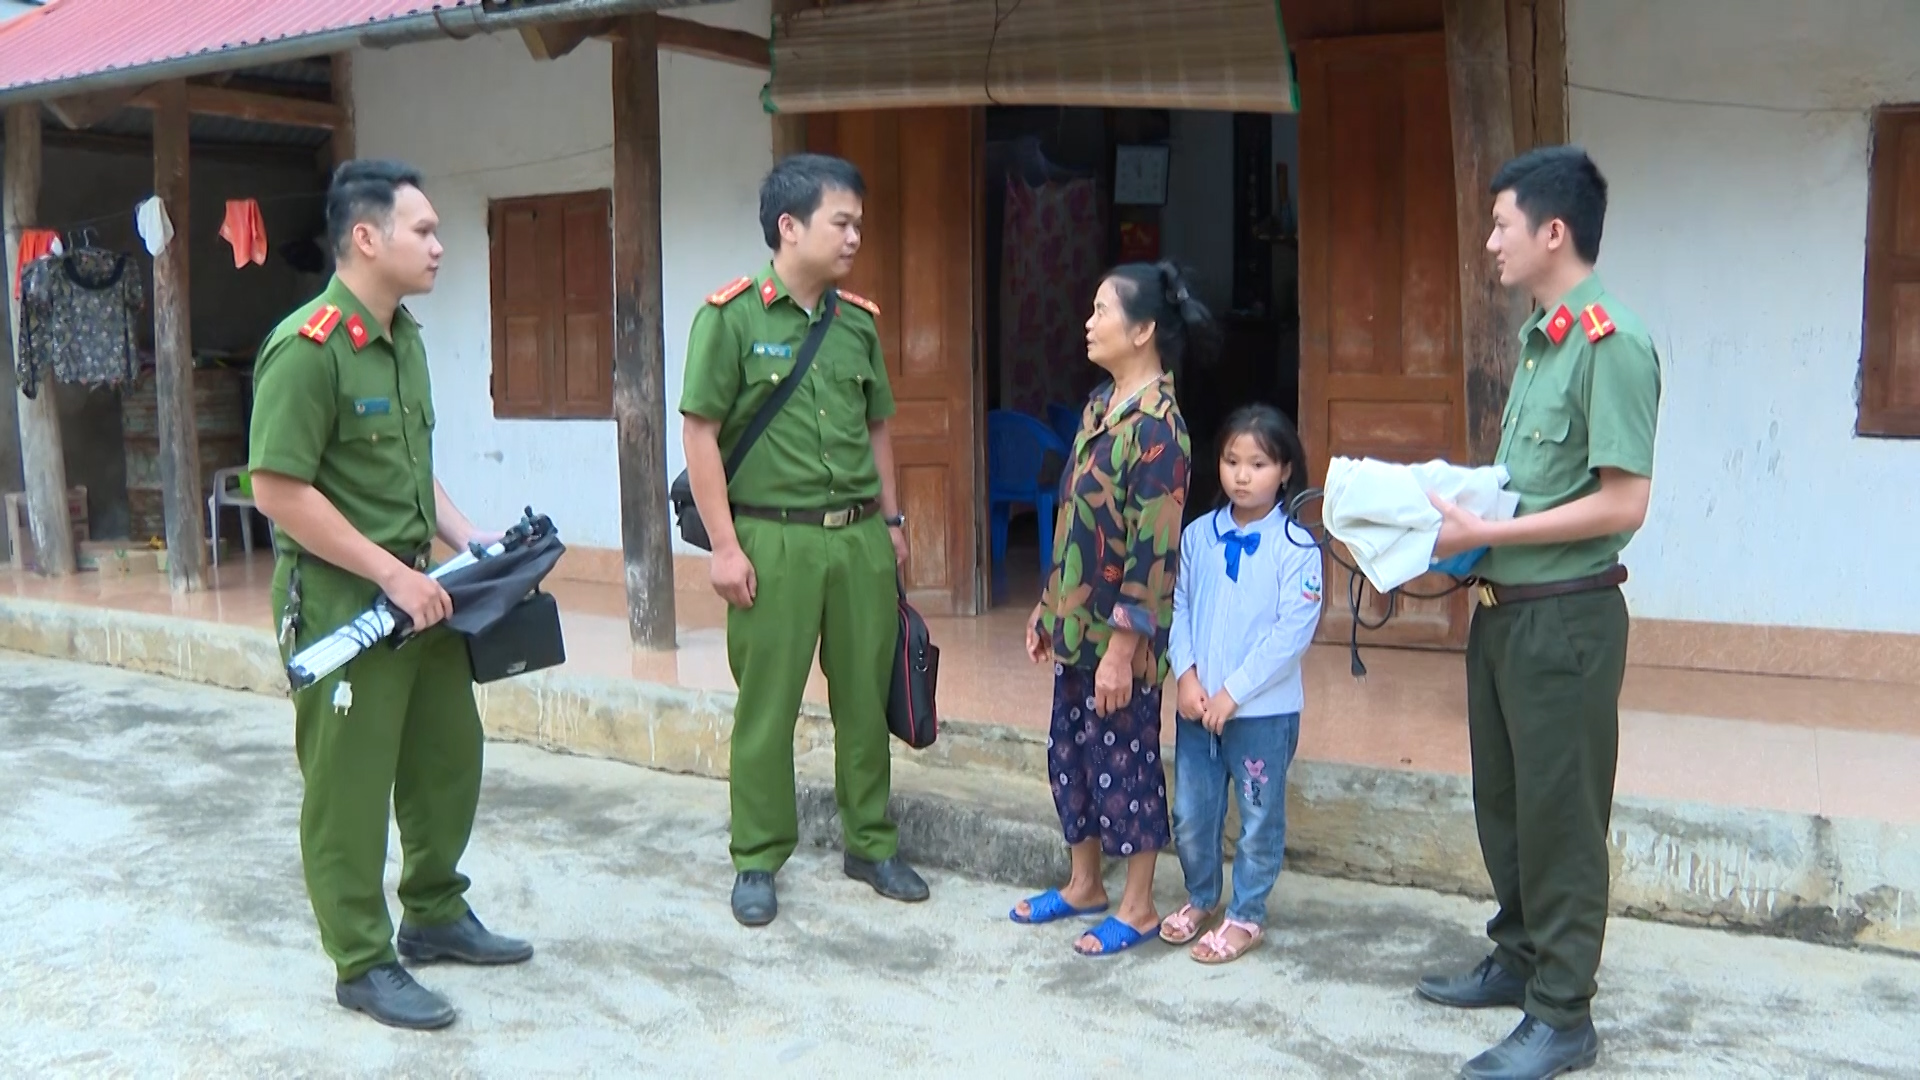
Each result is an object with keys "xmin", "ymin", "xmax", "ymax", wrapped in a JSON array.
[{"xmin": 5, "ymin": 539, "xmax": 1917, "ymax": 825}]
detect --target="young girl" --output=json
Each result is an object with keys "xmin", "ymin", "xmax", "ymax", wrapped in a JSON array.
[{"xmin": 1159, "ymin": 403, "xmax": 1321, "ymax": 963}]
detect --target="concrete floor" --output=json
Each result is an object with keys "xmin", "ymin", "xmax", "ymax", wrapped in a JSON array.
[{"xmin": 1, "ymin": 652, "xmax": 1915, "ymax": 1080}]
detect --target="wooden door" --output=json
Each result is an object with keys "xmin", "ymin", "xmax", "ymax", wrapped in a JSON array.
[
  {"xmin": 808, "ymin": 108, "xmax": 985, "ymax": 615},
  {"xmin": 1297, "ymin": 33, "xmax": 1471, "ymax": 648}
]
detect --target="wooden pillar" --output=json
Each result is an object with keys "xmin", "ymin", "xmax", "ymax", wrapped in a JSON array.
[
  {"xmin": 329, "ymin": 53, "xmax": 356, "ymax": 169},
  {"xmin": 610, "ymin": 14, "xmax": 677, "ymax": 650},
  {"xmin": 151, "ymin": 82, "xmax": 207, "ymax": 591},
  {"xmin": 1444, "ymin": 0, "xmax": 1528, "ymax": 465},
  {"xmin": 1506, "ymin": 0, "xmax": 1568, "ymax": 152},
  {"xmin": 3, "ymin": 104, "xmax": 76, "ymax": 575},
  {"xmin": 0, "ymin": 231, "xmax": 23, "ymax": 566}
]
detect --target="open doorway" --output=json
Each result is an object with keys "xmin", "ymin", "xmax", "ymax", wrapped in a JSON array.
[{"xmin": 979, "ymin": 106, "xmax": 1302, "ymax": 607}]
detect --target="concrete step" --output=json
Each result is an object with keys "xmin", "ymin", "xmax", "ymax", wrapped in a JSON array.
[{"xmin": 1, "ymin": 593, "xmax": 1914, "ymax": 956}]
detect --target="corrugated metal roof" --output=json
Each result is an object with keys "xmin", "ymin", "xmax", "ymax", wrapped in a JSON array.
[{"xmin": 0, "ymin": 0, "xmax": 484, "ymax": 97}]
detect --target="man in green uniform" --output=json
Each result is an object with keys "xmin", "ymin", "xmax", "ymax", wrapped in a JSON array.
[
  {"xmin": 679, "ymin": 153, "xmax": 929, "ymax": 926},
  {"xmin": 249, "ymin": 160, "xmax": 532, "ymax": 1031},
  {"xmin": 1420, "ymin": 146, "xmax": 1661, "ymax": 1080}
]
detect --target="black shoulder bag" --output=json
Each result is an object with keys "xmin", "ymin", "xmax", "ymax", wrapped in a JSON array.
[
  {"xmin": 671, "ymin": 293, "xmax": 838, "ymax": 551},
  {"xmin": 887, "ymin": 572, "xmax": 940, "ymax": 749}
]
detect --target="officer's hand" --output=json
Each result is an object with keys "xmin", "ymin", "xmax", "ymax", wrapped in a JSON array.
[
  {"xmin": 1427, "ymin": 490, "xmax": 1488, "ymax": 560},
  {"xmin": 711, "ymin": 543, "xmax": 757, "ymax": 609},
  {"xmin": 386, "ymin": 569, "xmax": 453, "ymax": 630},
  {"xmin": 889, "ymin": 525, "xmax": 909, "ymax": 568}
]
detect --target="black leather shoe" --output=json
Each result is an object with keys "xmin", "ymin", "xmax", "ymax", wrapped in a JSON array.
[
  {"xmin": 1417, "ymin": 955, "xmax": 1528, "ymax": 1009},
  {"xmin": 732, "ymin": 871, "xmax": 778, "ymax": 926},
  {"xmin": 843, "ymin": 853, "xmax": 930, "ymax": 902},
  {"xmin": 397, "ymin": 912, "xmax": 534, "ymax": 966},
  {"xmin": 1460, "ymin": 1015, "xmax": 1600, "ymax": 1079},
  {"xmin": 335, "ymin": 962, "xmax": 456, "ymax": 1030}
]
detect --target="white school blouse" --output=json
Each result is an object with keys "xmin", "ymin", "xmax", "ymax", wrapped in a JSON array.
[{"xmin": 1167, "ymin": 504, "xmax": 1324, "ymax": 719}]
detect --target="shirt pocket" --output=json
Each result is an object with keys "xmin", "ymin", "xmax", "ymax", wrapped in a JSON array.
[{"xmin": 1505, "ymin": 402, "xmax": 1587, "ymax": 495}]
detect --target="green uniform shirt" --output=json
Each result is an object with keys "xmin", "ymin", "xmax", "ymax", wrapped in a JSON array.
[
  {"xmin": 677, "ymin": 264, "xmax": 895, "ymax": 509},
  {"xmin": 248, "ymin": 275, "xmax": 439, "ymax": 560},
  {"xmin": 1480, "ymin": 273, "xmax": 1661, "ymax": 586}
]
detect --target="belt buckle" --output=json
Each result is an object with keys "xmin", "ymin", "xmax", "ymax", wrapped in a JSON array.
[
  {"xmin": 1476, "ymin": 582, "xmax": 1498, "ymax": 608},
  {"xmin": 822, "ymin": 507, "xmax": 853, "ymax": 529}
]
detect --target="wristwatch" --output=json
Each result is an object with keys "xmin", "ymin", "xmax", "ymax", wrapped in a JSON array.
[{"xmin": 884, "ymin": 513, "xmax": 906, "ymax": 528}]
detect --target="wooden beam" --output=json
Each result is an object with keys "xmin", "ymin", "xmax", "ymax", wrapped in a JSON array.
[
  {"xmin": 31, "ymin": 127, "xmax": 323, "ymax": 168},
  {"xmin": 129, "ymin": 84, "xmax": 343, "ymax": 130},
  {"xmin": 655, "ymin": 15, "xmax": 769, "ymax": 70},
  {"xmin": 1444, "ymin": 0, "xmax": 1527, "ymax": 465},
  {"xmin": 329, "ymin": 53, "xmax": 355, "ymax": 169},
  {"xmin": 1505, "ymin": 0, "xmax": 1568, "ymax": 151},
  {"xmin": 769, "ymin": 0, "xmax": 811, "ymax": 159},
  {"xmin": 46, "ymin": 86, "xmax": 143, "ymax": 130},
  {"xmin": 150, "ymin": 82, "xmax": 207, "ymax": 592},
  {"xmin": 610, "ymin": 13, "xmax": 676, "ymax": 650},
  {"xmin": 3, "ymin": 105, "xmax": 76, "ymax": 576},
  {"xmin": 522, "ymin": 18, "xmax": 613, "ymax": 61}
]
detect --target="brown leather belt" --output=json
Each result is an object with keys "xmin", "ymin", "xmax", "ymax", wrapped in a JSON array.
[
  {"xmin": 733, "ymin": 498, "xmax": 881, "ymax": 529},
  {"xmin": 1470, "ymin": 563, "xmax": 1627, "ymax": 608}
]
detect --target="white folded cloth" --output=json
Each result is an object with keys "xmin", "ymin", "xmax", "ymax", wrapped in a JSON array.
[{"xmin": 1321, "ymin": 456, "xmax": 1519, "ymax": 593}]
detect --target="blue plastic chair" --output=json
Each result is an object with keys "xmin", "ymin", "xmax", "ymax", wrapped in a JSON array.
[
  {"xmin": 988, "ymin": 409, "xmax": 1072, "ymax": 585},
  {"xmin": 1046, "ymin": 402, "xmax": 1081, "ymax": 451}
]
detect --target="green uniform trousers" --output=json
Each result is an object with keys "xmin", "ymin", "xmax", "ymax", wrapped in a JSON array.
[
  {"xmin": 273, "ymin": 555, "xmax": 483, "ymax": 982},
  {"xmin": 1466, "ymin": 585, "xmax": 1628, "ymax": 1030},
  {"xmin": 727, "ymin": 513, "xmax": 897, "ymax": 873}
]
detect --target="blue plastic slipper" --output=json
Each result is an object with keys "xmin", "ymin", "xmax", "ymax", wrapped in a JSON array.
[
  {"xmin": 1009, "ymin": 888, "xmax": 1109, "ymax": 925},
  {"xmin": 1075, "ymin": 916, "xmax": 1157, "ymax": 957}
]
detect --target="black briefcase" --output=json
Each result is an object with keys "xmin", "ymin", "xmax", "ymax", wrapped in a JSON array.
[
  {"xmin": 465, "ymin": 589, "xmax": 567, "ymax": 684},
  {"xmin": 887, "ymin": 580, "xmax": 939, "ymax": 749}
]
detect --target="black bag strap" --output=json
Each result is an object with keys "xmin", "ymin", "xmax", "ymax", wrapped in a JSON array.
[{"xmin": 723, "ymin": 291, "xmax": 838, "ymax": 479}]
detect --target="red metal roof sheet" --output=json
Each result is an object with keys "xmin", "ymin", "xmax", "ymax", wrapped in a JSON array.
[{"xmin": 0, "ymin": 0, "xmax": 489, "ymax": 98}]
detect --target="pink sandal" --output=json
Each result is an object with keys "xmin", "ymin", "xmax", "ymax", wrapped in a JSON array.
[
  {"xmin": 1190, "ymin": 918, "xmax": 1263, "ymax": 964},
  {"xmin": 1158, "ymin": 902, "xmax": 1217, "ymax": 945}
]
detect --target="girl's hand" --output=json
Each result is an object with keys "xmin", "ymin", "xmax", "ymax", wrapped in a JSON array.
[
  {"xmin": 1201, "ymin": 688, "xmax": 1239, "ymax": 734},
  {"xmin": 1093, "ymin": 634, "xmax": 1139, "ymax": 717},
  {"xmin": 1176, "ymin": 670, "xmax": 1207, "ymax": 721},
  {"xmin": 1025, "ymin": 603, "xmax": 1051, "ymax": 665}
]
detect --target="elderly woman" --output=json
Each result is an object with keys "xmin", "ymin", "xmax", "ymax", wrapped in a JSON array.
[{"xmin": 1011, "ymin": 261, "xmax": 1214, "ymax": 957}]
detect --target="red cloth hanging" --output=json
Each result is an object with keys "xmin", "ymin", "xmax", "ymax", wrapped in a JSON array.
[
  {"xmin": 219, "ymin": 199, "xmax": 268, "ymax": 268},
  {"xmin": 12, "ymin": 228, "xmax": 60, "ymax": 298}
]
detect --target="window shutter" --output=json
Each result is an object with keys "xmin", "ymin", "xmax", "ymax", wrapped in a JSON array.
[
  {"xmin": 1861, "ymin": 107, "xmax": 1920, "ymax": 438},
  {"xmin": 489, "ymin": 190, "xmax": 614, "ymax": 420}
]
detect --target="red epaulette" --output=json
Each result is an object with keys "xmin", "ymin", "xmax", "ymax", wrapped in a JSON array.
[
  {"xmin": 836, "ymin": 289, "xmax": 880, "ymax": 317},
  {"xmin": 706, "ymin": 276, "xmax": 754, "ymax": 306},
  {"xmin": 1543, "ymin": 305, "xmax": 1573, "ymax": 345},
  {"xmin": 297, "ymin": 303, "xmax": 343, "ymax": 344},
  {"xmin": 1582, "ymin": 303, "xmax": 1617, "ymax": 342}
]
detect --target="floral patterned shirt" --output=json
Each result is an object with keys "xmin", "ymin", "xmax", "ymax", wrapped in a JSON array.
[{"xmin": 1038, "ymin": 372, "xmax": 1190, "ymax": 684}]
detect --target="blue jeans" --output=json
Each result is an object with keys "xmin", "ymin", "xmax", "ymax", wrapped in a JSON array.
[{"xmin": 1172, "ymin": 712, "xmax": 1301, "ymax": 926}]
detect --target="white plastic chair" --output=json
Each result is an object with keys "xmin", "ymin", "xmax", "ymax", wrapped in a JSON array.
[{"xmin": 207, "ymin": 466, "xmax": 263, "ymax": 566}]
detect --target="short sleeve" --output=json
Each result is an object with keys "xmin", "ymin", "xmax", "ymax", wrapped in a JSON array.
[
  {"xmin": 862, "ymin": 320, "xmax": 896, "ymax": 423},
  {"xmin": 678, "ymin": 304, "xmax": 742, "ymax": 421},
  {"xmin": 1586, "ymin": 331, "xmax": 1661, "ymax": 478},
  {"xmin": 247, "ymin": 336, "xmax": 335, "ymax": 483}
]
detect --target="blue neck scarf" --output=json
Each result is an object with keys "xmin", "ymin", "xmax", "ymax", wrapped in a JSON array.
[{"xmin": 1216, "ymin": 513, "xmax": 1263, "ymax": 583}]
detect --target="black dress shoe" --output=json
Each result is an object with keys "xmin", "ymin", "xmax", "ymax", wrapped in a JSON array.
[
  {"xmin": 1417, "ymin": 955, "xmax": 1528, "ymax": 1009},
  {"xmin": 1460, "ymin": 1015, "xmax": 1599, "ymax": 1079},
  {"xmin": 733, "ymin": 870, "xmax": 778, "ymax": 926},
  {"xmin": 397, "ymin": 912, "xmax": 534, "ymax": 965},
  {"xmin": 335, "ymin": 962, "xmax": 456, "ymax": 1031},
  {"xmin": 843, "ymin": 853, "xmax": 930, "ymax": 902}
]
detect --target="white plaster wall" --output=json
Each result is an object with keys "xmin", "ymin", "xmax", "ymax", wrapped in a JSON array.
[
  {"xmin": 351, "ymin": 0, "xmax": 773, "ymax": 551},
  {"xmin": 1569, "ymin": 0, "xmax": 1920, "ymax": 633}
]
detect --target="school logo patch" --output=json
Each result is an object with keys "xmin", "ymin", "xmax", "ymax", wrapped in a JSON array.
[{"xmin": 1301, "ymin": 571, "xmax": 1323, "ymax": 603}]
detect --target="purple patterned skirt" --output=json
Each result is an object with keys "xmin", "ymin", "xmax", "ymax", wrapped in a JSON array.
[{"xmin": 1046, "ymin": 663, "xmax": 1171, "ymax": 858}]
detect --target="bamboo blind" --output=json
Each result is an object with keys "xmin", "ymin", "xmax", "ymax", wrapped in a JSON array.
[{"xmin": 764, "ymin": 0, "xmax": 1298, "ymax": 114}]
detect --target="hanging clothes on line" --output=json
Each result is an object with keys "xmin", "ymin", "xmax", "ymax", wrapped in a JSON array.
[
  {"xmin": 219, "ymin": 199, "xmax": 268, "ymax": 267},
  {"xmin": 134, "ymin": 195, "xmax": 174, "ymax": 256},
  {"xmin": 16, "ymin": 244, "xmax": 145, "ymax": 400},
  {"xmin": 11, "ymin": 228, "xmax": 62, "ymax": 299}
]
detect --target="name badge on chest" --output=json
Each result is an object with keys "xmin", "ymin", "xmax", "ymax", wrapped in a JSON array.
[
  {"xmin": 353, "ymin": 397, "xmax": 393, "ymax": 417},
  {"xmin": 750, "ymin": 342, "xmax": 794, "ymax": 359}
]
